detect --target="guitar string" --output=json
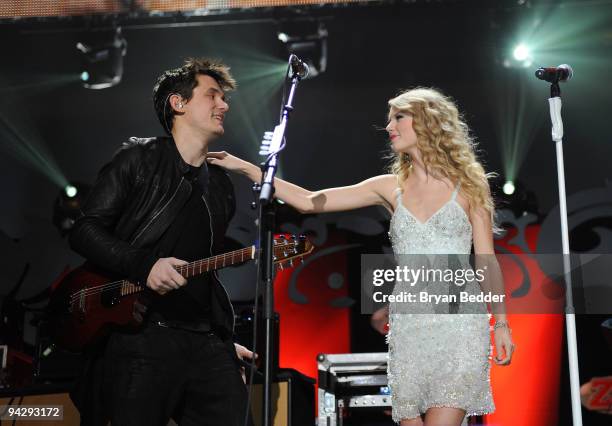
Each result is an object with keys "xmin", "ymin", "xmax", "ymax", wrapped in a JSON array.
[
  {"xmin": 68, "ymin": 240, "xmax": 304, "ymax": 301},
  {"xmin": 68, "ymin": 248, "xmax": 299, "ymax": 303},
  {"xmin": 68, "ymin": 243, "xmax": 302, "ymax": 302},
  {"xmin": 69, "ymin": 246, "xmax": 256, "ymax": 301},
  {"xmin": 68, "ymin": 254, "xmax": 304, "ymax": 305}
]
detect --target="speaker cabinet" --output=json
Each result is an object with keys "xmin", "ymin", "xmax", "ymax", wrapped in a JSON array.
[{"xmin": 250, "ymin": 369, "xmax": 315, "ymax": 426}]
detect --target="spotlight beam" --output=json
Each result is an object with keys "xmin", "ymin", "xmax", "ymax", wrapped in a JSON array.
[
  {"xmin": 493, "ymin": 70, "xmax": 544, "ymax": 186},
  {"xmin": 230, "ymin": 62, "xmax": 287, "ymax": 176},
  {"xmin": 0, "ymin": 113, "xmax": 67, "ymax": 188},
  {"xmin": 0, "ymin": 74, "xmax": 81, "ymax": 93}
]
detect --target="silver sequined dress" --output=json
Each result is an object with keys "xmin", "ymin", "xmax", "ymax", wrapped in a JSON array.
[{"xmin": 387, "ymin": 186, "xmax": 494, "ymax": 424}]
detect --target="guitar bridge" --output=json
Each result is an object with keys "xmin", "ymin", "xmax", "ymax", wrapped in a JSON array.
[{"xmin": 78, "ymin": 288, "xmax": 86, "ymax": 314}]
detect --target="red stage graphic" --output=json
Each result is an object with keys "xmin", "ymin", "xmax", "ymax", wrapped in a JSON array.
[{"xmin": 274, "ymin": 225, "xmax": 565, "ymax": 425}]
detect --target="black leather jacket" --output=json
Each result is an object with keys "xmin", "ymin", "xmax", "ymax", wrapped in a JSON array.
[{"xmin": 69, "ymin": 136, "xmax": 237, "ymax": 336}]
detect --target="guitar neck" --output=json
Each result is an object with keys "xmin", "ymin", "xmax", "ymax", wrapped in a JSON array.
[
  {"xmin": 96, "ymin": 237, "xmax": 310, "ymax": 300},
  {"xmin": 174, "ymin": 246, "xmax": 257, "ymax": 279}
]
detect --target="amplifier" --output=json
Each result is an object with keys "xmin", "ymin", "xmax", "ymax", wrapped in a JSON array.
[
  {"xmin": 250, "ymin": 368, "xmax": 315, "ymax": 426},
  {"xmin": 317, "ymin": 352, "xmax": 393, "ymax": 426}
]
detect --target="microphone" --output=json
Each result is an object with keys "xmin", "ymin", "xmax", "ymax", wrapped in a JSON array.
[
  {"xmin": 535, "ymin": 64, "xmax": 573, "ymax": 83},
  {"xmin": 289, "ymin": 54, "xmax": 310, "ymax": 79}
]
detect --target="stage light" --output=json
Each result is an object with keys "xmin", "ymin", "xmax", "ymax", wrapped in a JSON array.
[
  {"xmin": 77, "ymin": 27, "xmax": 127, "ymax": 90},
  {"xmin": 65, "ymin": 185, "xmax": 77, "ymax": 198},
  {"xmin": 503, "ymin": 181, "xmax": 516, "ymax": 195},
  {"xmin": 494, "ymin": 2, "xmax": 609, "ymax": 217},
  {"xmin": 503, "ymin": 43, "xmax": 533, "ymax": 69},
  {"xmin": 277, "ymin": 21, "xmax": 328, "ymax": 78},
  {"xmin": 513, "ymin": 43, "xmax": 530, "ymax": 61},
  {"xmin": 497, "ymin": 179, "xmax": 540, "ymax": 218},
  {"xmin": 53, "ymin": 182, "xmax": 90, "ymax": 236}
]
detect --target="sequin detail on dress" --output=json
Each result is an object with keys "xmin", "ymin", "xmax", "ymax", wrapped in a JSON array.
[{"xmin": 387, "ymin": 185, "xmax": 494, "ymax": 424}]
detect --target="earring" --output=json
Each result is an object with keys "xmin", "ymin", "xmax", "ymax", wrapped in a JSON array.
[{"xmin": 178, "ymin": 103, "xmax": 183, "ymax": 108}]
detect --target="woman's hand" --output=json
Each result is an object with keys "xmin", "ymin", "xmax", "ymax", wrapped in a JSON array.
[
  {"xmin": 493, "ymin": 326, "xmax": 515, "ymax": 366},
  {"xmin": 206, "ymin": 151, "xmax": 255, "ymax": 175}
]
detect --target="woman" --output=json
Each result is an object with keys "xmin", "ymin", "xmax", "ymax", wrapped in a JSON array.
[{"xmin": 207, "ymin": 87, "xmax": 514, "ymax": 426}]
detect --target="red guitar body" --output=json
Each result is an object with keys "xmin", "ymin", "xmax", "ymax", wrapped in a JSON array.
[{"xmin": 47, "ymin": 264, "xmax": 145, "ymax": 352}]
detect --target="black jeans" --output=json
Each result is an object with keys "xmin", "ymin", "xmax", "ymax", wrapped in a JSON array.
[{"xmin": 102, "ymin": 324, "xmax": 252, "ymax": 426}]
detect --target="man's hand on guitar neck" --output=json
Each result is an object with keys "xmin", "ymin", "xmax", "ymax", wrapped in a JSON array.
[{"xmin": 146, "ymin": 257, "xmax": 188, "ymax": 295}]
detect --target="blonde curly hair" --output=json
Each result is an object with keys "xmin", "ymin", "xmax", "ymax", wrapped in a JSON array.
[{"xmin": 387, "ymin": 87, "xmax": 496, "ymax": 217}]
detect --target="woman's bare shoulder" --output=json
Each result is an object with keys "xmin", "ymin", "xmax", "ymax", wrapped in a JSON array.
[
  {"xmin": 368, "ymin": 173, "xmax": 398, "ymax": 186},
  {"xmin": 368, "ymin": 174, "xmax": 399, "ymax": 211}
]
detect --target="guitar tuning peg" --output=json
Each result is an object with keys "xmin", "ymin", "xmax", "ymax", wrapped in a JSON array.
[
  {"xmin": 288, "ymin": 259, "xmax": 294, "ymax": 268},
  {"xmin": 278, "ymin": 262, "xmax": 284, "ymax": 271},
  {"xmin": 263, "ymin": 131, "xmax": 273, "ymax": 140}
]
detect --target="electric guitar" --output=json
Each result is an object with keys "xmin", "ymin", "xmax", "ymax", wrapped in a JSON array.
[{"xmin": 48, "ymin": 235, "xmax": 313, "ymax": 352}]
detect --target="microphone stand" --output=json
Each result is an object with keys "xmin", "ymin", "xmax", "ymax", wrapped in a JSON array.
[
  {"xmin": 256, "ymin": 63, "xmax": 303, "ymax": 426},
  {"xmin": 547, "ymin": 81, "xmax": 583, "ymax": 426}
]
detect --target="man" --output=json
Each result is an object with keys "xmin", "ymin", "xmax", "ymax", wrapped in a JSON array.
[{"xmin": 69, "ymin": 58, "xmax": 254, "ymax": 425}]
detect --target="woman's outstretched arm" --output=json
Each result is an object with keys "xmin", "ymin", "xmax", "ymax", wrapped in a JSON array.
[{"xmin": 207, "ymin": 151, "xmax": 396, "ymax": 214}]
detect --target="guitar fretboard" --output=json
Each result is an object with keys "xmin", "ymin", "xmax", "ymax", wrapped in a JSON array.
[
  {"xmin": 114, "ymin": 240, "xmax": 307, "ymax": 296},
  {"xmin": 175, "ymin": 246, "xmax": 256, "ymax": 278}
]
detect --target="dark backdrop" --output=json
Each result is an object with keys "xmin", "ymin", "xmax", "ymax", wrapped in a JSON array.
[{"xmin": 0, "ymin": 0, "xmax": 610, "ymax": 334}]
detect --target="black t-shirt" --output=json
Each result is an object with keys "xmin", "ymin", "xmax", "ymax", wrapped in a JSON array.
[{"xmin": 150, "ymin": 164, "xmax": 213, "ymax": 322}]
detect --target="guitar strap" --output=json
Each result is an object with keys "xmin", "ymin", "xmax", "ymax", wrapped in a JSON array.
[{"xmin": 155, "ymin": 164, "xmax": 211, "ymax": 258}]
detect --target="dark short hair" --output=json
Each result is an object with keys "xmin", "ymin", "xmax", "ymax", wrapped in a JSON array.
[{"xmin": 152, "ymin": 57, "xmax": 237, "ymax": 134}]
